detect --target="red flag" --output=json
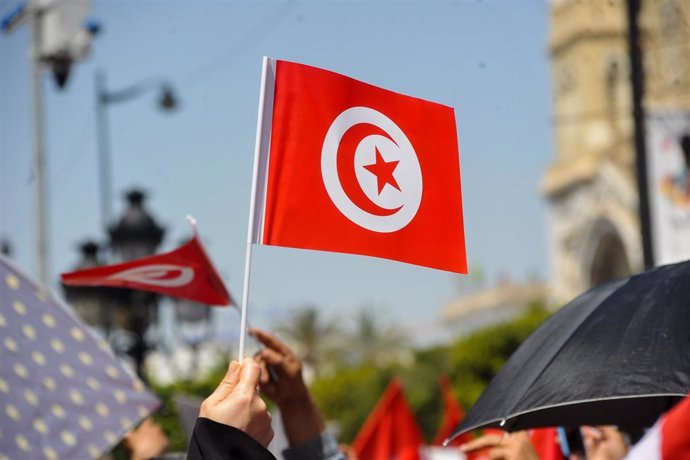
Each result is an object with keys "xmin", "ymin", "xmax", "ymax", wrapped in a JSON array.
[
  {"xmin": 529, "ymin": 428, "xmax": 564, "ymax": 460},
  {"xmin": 432, "ymin": 375, "xmax": 472, "ymax": 447},
  {"xmin": 352, "ymin": 378, "xmax": 424, "ymax": 460},
  {"xmin": 61, "ymin": 223, "xmax": 232, "ymax": 306},
  {"xmin": 252, "ymin": 58, "xmax": 467, "ymax": 274}
]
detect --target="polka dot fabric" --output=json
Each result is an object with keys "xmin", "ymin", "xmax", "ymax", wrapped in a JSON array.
[{"xmin": 0, "ymin": 256, "xmax": 160, "ymax": 459}]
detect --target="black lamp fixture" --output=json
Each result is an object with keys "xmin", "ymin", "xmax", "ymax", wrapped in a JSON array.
[{"xmin": 108, "ymin": 189, "xmax": 165, "ymax": 262}]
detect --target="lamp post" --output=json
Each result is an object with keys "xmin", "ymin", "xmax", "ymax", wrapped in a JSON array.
[
  {"xmin": 107, "ymin": 189, "xmax": 165, "ymax": 379},
  {"xmin": 95, "ymin": 69, "xmax": 177, "ymax": 233}
]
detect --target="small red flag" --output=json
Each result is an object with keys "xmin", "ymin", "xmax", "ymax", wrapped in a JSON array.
[
  {"xmin": 529, "ymin": 428, "xmax": 564, "ymax": 460},
  {"xmin": 252, "ymin": 59, "xmax": 467, "ymax": 274},
  {"xmin": 61, "ymin": 221, "xmax": 232, "ymax": 306},
  {"xmin": 433, "ymin": 375, "xmax": 472, "ymax": 447},
  {"xmin": 352, "ymin": 378, "xmax": 424, "ymax": 460}
]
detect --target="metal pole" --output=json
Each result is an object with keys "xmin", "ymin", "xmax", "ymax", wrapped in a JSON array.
[
  {"xmin": 626, "ymin": 0, "xmax": 654, "ymax": 269},
  {"xmin": 31, "ymin": 7, "xmax": 49, "ymax": 287},
  {"xmin": 95, "ymin": 69, "xmax": 113, "ymax": 233}
]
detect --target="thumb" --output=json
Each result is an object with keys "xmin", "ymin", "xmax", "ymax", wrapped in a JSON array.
[
  {"xmin": 235, "ymin": 357, "xmax": 262, "ymax": 395},
  {"xmin": 206, "ymin": 361, "xmax": 241, "ymax": 403}
]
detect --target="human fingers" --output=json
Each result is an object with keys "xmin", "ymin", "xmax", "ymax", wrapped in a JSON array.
[
  {"xmin": 254, "ymin": 358, "xmax": 279, "ymax": 397},
  {"xmin": 488, "ymin": 447, "xmax": 508, "ymax": 460},
  {"xmin": 205, "ymin": 361, "xmax": 241, "ymax": 403},
  {"xmin": 581, "ymin": 426, "xmax": 604, "ymax": 441},
  {"xmin": 235, "ymin": 357, "xmax": 262, "ymax": 394},
  {"xmin": 581, "ymin": 426, "xmax": 605, "ymax": 456},
  {"xmin": 253, "ymin": 354, "xmax": 272, "ymax": 385},
  {"xmin": 460, "ymin": 434, "xmax": 505, "ymax": 453},
  {"xmin": 257, "ymin": 347, "xmax": 285, "ymax": 368},
  {"xmin": 249, "ymin": 328, "xmax": 291, "ymax": 355},
  {"xmin": 581, "ymin": 426, "xmax": 604, "ymax": 452}
]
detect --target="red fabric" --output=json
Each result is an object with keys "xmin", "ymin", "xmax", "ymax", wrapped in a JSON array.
[
  {"xmin": 261, "ymin": 59, "xmax": 467, "ymax": 274},
  {"xmin": 661, "ymin": 393, "xmax": 690, "ymax": 459},
  {"xmin": 352, "ymin": 378, "xmax": 424, "ymax": 460},
  {"xmin": 61, "ymin": 235, "xmax": 232, "ymax": 306},
  {"xmin": 432, "ymin": 375, "xmax": 472, "ymax": 447},
  {"xmin": 529, "ymin": 428, "xmax": 564, "ymax": 460}
]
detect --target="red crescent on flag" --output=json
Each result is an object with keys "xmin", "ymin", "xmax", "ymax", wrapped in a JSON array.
[{"xmin": 335, "ymin": 122, "xmax": 403, "ymax": 217}]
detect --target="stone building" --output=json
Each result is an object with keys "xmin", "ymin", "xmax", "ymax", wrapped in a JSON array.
[{"xmin": 542, "ymin": 0, "xmax": 690, "ymax": 305}]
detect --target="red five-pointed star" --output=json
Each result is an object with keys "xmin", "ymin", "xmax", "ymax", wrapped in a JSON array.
[{"xmin": 363, "ymin": 148, "xmax": 401, "ymax": 194}]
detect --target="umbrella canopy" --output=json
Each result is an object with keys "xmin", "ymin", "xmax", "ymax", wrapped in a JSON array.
[{"xmin": 451, "ymin": 259, "xmax": 690, "ymax": 439}]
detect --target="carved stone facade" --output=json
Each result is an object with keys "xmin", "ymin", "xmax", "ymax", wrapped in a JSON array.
[{"xmin": 543, "ymin": 0, "xmax": 690, "ymax": 305}]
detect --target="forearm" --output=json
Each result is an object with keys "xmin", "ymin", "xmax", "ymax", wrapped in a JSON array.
[{"xmin": 279, "ymin": 391, "xmax": 327, "ymax": 448}]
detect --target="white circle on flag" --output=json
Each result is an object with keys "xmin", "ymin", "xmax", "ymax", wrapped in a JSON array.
[
  {"xmin": 107, "ymin": 265, "xmax": 194, "ymax": 287},
  {"xmin": 321, "ymin": 107, "xmax": 422, "ymax": 233}
]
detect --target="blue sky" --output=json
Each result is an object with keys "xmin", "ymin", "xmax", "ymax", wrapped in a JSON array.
[{"xmin": 0, "ymin": 0, "xmax": 553, "ymax": 343}]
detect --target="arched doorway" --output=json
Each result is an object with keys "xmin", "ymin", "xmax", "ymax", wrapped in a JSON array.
[{"xmin": 588, "ymin": 227, "xmax": 631, "ymax": 288}]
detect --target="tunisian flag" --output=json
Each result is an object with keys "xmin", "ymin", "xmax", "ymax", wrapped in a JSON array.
[
  {"xmin": 251, "ymin": 58, "xmax": 467, "ymax": 274},
  {"xmin": 352, "ymin": 378, "xmax": 424, "ymax": 460},
  {"xmin": 61, "ymin": 226, "xmax": 232, "ymax": 306}
]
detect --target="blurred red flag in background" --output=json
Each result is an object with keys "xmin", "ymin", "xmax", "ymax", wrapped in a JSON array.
[
  {"xmin": 253, "ymin": 59, "xmax": 467, "ymax": 274},
  {"xmin": 529, "ymin": 428, "xmax": 564, "ymax": 460},
  {"xmin": 433, "ymin": 374, "xmax": 473, "ymax": 447},
  {"xmin": 61, "ymin": 229, "xmax": 231, "ymax": 306},
  {"xmin": 352, "ymin": 378, "xmax": 424, "ymax": 460}
]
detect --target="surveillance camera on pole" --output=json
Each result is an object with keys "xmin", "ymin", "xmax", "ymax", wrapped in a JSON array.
[
  {"xmin": 2, "ymin": 0, "xmax": 99, "ymax": 89},
  {"xmin": 39, "ymin": 0, "xmax": 98, "ymax": 89}
]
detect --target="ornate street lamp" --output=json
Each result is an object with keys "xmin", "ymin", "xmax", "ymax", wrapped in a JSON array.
[
  {"xmin": 109, "ymin": 190, "xmax": 164, "ymax": 261},
  {"xmin": 107, "ymin": 188, "xmax": 165, "ymax": 379}
]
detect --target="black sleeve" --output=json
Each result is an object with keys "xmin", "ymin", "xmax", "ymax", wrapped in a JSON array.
[{"xmin": 186, "ymin": 417, "xmax": 277, "ymax": 460}]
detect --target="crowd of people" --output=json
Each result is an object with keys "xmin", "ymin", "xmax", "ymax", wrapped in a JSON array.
[{"xmin": 119, "ymin": 328, "xmax": 687, "ymax": 460}]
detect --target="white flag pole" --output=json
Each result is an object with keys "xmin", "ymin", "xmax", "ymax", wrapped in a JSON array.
[{"xmin": 239, "ymin": 57, "xmax": 275, "ymax": 360}]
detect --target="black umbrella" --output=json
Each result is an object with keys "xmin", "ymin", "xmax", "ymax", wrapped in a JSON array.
[{"xmin": 450, "ymin": 259, "xmax": 690, "ymax": 439}]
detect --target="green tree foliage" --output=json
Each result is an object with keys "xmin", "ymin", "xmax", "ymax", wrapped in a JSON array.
[{"xmin": 311, "ymin": 303, "xmax": 550, "ymax": 443}]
